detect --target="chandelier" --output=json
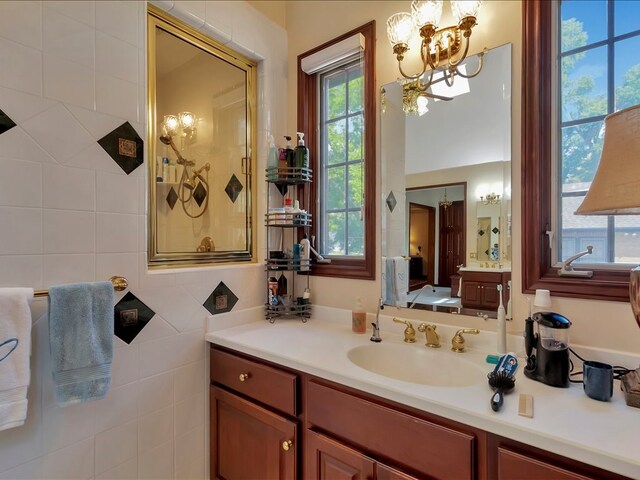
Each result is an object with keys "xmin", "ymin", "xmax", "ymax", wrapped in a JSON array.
[
  {"xmin": 480, "ymin": 192, "xmax": 500, "ymax": 205},
  {"xmin": 439, "ymin": 188, "xmax": 453, "ymax": 209},
  {"xmin": 387, "ymin": 1, "xmax": 484, "ymax": 107}
]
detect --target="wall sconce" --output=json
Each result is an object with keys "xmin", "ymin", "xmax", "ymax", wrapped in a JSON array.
[
  {"xmin": 162, "ymin": 111, "xmax": 197, "ymax": 141},
  {"xmin": 387, "ymin": 0, "xmax": 485, "ymax": 106},
  {"xmin": 480, "ymin": 192, "xmax": 500, "ymax": 205}
]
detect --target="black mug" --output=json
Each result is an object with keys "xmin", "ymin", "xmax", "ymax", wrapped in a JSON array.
[{"xmin": 583, "ymin": 361, "xmax": 613, "ymax": 402}]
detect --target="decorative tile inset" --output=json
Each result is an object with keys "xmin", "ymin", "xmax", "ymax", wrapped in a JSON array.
[
  {"xmin": 225, "ymin": 174, "xmax": 243, "ymax": 203},
  {"xmin": 203, "ymin": 282, "xmax": 238, "ymax": 315},
  {"xmin": 166, "ymin": 187, "xmax": 178, "ymax": 210},
  {"xmin": 386, "ymin": 191, "xmax": 397, "ymax": 213},
  {"xmin": 492, "ymin": 227, "xmax": 500, "ymax": 234},
  {"xmin": 193, "ymin": 182, "xmax": 207, "ymax": 207},
  {"xmin": 0, "ymin": 109, "xmax": 17, "ymax": 135},
  {"xmin": 97, "ymin": 121, "xmax": 143, "ymax": 174},
  {"xmin": 478, "ymin": 229, "xmax": 485, "ymax": 237},
  {"xmin": 114, "ymin": 292, "xmax": 155, "ymax": 344}
]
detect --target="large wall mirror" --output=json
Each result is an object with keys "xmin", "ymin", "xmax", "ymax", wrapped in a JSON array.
[
  {"xmin": 381, "ymin": 43, "xmax": 512, "ymax": 317},
  {"xmin": 147, "ymin": 6, "xmax": 256, "ymax": 267}
]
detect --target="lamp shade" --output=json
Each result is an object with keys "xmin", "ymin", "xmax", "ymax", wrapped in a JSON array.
[{"xmin": 575, "ymin": 104, "xmax": 640, "ymax": 215}]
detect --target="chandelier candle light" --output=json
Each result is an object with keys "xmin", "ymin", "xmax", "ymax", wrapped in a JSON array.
[{"xmin": 387, "ymin": 0, "xmax": 485, "ymax": 110}]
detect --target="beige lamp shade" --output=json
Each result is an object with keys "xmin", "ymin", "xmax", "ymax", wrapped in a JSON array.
[{"xmin": 575, "ymin": 104, "xmax": 640, "ymax": 215}]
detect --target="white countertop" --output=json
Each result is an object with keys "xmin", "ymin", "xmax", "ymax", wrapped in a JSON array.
[{"xmin": 205, "ymin": 312, "xmax": 640, "ymax": 478}]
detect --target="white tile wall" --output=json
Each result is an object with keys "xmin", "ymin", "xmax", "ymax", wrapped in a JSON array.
[{"xmin": 0, "ymin": 0, "xmax": 287, "ymax": 478}]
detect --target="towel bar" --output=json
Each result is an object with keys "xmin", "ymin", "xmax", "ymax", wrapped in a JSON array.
[{"xmin": 33, "ymin": 276, "xmax": 128, "ymax": 299}]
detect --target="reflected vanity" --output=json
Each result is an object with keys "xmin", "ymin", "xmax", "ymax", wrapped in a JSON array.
[
  {"xmin": 381, "ymin": 43, "xmax": 512, "ymax": 317},
  {"xmin": 147, "ymin": 6, "xmax": 256, "ymax": 267}
]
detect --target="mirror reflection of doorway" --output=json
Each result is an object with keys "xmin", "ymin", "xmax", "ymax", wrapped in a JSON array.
[
  {"xmin": 408, "ymin": 203, "xmax": 435, "ymax": 289},
  {"xmin": 438, "ymin": 200, "xmax": 465, "ymax": 287}
]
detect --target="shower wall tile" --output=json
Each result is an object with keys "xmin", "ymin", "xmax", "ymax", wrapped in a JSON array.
[
  {"xmin": 95, "ymin": 1, "xmax": 139, "ymax": 47},
  {"xmin": 43, "ymin": 209, "xmax": 95, "ymax": 254},
  {"xmin": 0, "ymin": 1, "xmax": 287, "ymax": 479},
  {"xmin": 0, "ymin": 37, "xmax": 42, "ymax": 96},
  {"xmin": 0, "ymin": 157, "xmax": 42, "ymax": 207},
  {"xmin": 45, "ymin": 1, "xmax": 95, "ymax": 28},
  {"xmin": 0, "ymin": 1, "xmax": 42, "ymax": 51},
  {"xmin": 96, "ymin": 74, "xmax": 139, "ymax": 121},
  {"xmin": 94, "ymin": 419, "xmax": 138, "ymax": 475},
  {"xmin": 43, "ymin": 6, "xmax": 95, "ymax": 67},
  {"xmin": 43, "ymin": 54, "xmax": 95, "ymax": 110},
  {"xmin": 43, "ymin": 163, "xmax": 96, "ymax": 211},
  {"xmin": 96, "ymin": 212, "xmax": 138, "ymax": 253},
  {"xmin": 0, "ymin": 207, "xmax": 42, "ymax": 255},
  {"xmin": 97, "ymin": 170, "xmax": 140, "ymax": 214},
  {"xmin": 96, "ymin": 31, "xmax": 139, "ymax": 84},
  {"xmin": 43, "ymin": 253, "xmax": 96, "ymax": 286}
]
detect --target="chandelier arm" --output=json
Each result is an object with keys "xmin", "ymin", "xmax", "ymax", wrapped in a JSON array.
[
  {"xmin": 447, "ymin": 33, "xmax": 471, "ymax": 68},
  {"xmin": 443, "ymin": 66, "xmax": 456, "ymax": 87},
  {"xmin": 455, "ymin": 48, "xmax": 486, "ymax": 78},
  {"xmin": 397, "ymin": 58, "xmax": 427, "ymax": 81},
  {"xmin": 426, "ymin": 41, "xmax": 442, "ymax": 71}
]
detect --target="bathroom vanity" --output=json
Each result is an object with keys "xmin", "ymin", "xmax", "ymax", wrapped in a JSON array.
[
  {"xmin": 206, "ymin": 320, "xmax": 638, "ymax": 480},
  {"xmin": 459, "ymin": 268, "xmax": 511, "ymax": 311}
]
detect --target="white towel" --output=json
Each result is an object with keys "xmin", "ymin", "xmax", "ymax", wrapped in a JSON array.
[
  {"xmin": 0, "ymin": 288, "xmax": 33, "ymax": 431},
  {"xmin": 393, "ymin": 256, "xmax": 408, "ymax": 307}
]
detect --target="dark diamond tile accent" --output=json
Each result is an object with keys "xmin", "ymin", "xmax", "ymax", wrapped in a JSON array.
[
  {"xmin": 225, "ymin": 174, "xmax": 243, "ymax": 203},
  {"xmin": 166, "ymin": 187, "xmax": 178, "ymax": 210},
  {"xmin": 114, "ymin": 292, "xmax": 155, "ymax": 344},
  {"xmin": 386, "ymin": 191, "xmax": 397, "ymax": 212},
  {"xmin": 204, "ymin": 281, "xmax": 238, "ymax": 315},
  {"xmin": 98, "ymin": 122, "xmax": 143, "ymax": 174},
  {"xmin": 478, "ymin": 230, "xmax": 485, "ymax": 237},
  {"xmin": 484, "ymin": 249, "xmax": 490, "ymax": 256},
  {"xmin": 0, "ymin": 108, "xmax": 17, "ymax": 135},
  {"xmin": 193, "ymin": 181, "xmax": 207, "ymax": 207},
  {"xmin": 492, "ymin": 227, "xmax": 500, "ymax": 234}
]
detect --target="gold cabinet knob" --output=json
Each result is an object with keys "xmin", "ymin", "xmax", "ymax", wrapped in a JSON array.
[
  {"xmin": 239, "ymin": 373, "xmax": 250, "ymax": 382},
  {"xmin": 282, "ymin": 440, "xmax": 293, "ymax": 452}
]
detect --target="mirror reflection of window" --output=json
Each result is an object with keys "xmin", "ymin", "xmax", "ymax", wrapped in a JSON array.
[{"xmin": 148, "ymin": 7, "xmax": 256, "ymax": 266}]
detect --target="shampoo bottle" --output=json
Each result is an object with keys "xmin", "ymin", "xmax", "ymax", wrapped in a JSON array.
[
  {"xmin": 285, "ymin": 135, "xmax": 295, "ymax": 168},
  {"xmin": 295, "ymin": 132, "xmax": 309, "ymax": 169},
  {"xmin": 352, "ymin": 297, "xmax": 366, "ymax": 334},
  {"xmin": 300, "ymin": 233, "xmax": 311, "ymax": 271},
  {"xmin": 267, "ymin": 135, "xmax": 278, "ymax": 179}
]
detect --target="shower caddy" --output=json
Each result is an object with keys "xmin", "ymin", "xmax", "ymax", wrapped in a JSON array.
[{"xmin": 265, "ymin": 166, "xmax": 312, "ymax": 322}]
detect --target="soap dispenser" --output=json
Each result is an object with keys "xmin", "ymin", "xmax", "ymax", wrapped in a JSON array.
[
  {"xmin": 295, "ymin": 132, "xmax": 309, "ymax": 169},
  {"xmin": 352, "ymin": 297, "xmax": 366, "ymax": 334}
]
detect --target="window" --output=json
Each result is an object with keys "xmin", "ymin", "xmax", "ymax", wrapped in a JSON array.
[
  {"xmin": 319, "ymin": 60, "xmax": 364, "ymax": 258},
  {"xmin": 298, "ymin": 22, "xmax": 376, "ymax": 280},
  {"xmin": 522, "ymin": 1, "xmax": 638, "ymax": 301},
  {"xmin": 557, "ymin": 0, "xmax": 640, "ymax": 266}
]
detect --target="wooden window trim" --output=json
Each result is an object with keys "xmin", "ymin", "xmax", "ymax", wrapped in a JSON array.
[
  {"xmin": 521, "ymin": 1, "xmax": 629, "ymax": 301},
  {"xmin": 297, "ymin": 21, "xmax": 376, "ymax": 280}
]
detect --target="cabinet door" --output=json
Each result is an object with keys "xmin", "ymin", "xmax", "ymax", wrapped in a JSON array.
[
  {"xmin": 497, "ymin": 447, "xmax": 595, "ymax": 480},
  {"xmin": 376, "ymin": 463, "xmax": 422, "ymax": 480},
  {"xmin": 211, "ymin": 386, "xmax": 296, "ymax": 480},
  {"xmin": 305, "ymin": 431, "xmax": 374, "ymax": 480},
  {"xmin": 480, "ymin": 282, "xmax": 500, "ymax": 309},
  {"xmin": 461, "ymin": 281, "xmax": 482, "ymax": 307}
]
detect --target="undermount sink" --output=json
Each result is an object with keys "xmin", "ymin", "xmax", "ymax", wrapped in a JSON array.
[{"xmin": 347, "ymin": 343, "xmax": 486, "ymax": 387}]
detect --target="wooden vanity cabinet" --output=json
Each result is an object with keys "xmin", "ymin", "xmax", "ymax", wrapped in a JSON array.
[
  {"xmin": 461, "ymin": 271, "xmax": 510, "ymax": 310},
  {"xmin": 209, "ymin": 345, "xmax": 632, "ymax": 480},
  {"xmin": 209, "ymin": 346, "xmax": 300, "ymax": 480}
]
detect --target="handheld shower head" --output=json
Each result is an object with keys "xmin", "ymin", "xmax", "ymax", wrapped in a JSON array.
[{"xmin": 159, "ymin": 135, "xmax": 172, "ymax": 145}]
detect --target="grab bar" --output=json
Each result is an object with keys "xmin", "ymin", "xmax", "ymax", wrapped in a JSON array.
[{"xmin": 33, "ymin": 276, "xmax": 128, "ymax": 299}]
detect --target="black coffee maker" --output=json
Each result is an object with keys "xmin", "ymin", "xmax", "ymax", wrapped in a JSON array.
[{"xmin": 524, "ymin": 312, "xmax": 571, "ymax": 388}]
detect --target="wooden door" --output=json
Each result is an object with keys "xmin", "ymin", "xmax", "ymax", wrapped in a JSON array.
[
  {"xmin": 305, "ymin": 430, "xmax": 374, "ymax": 480},
  {"xmin": 210, "ymin": 386, "xmax": 296, "ymax": 480},
  {"xmin": 409, "ymin": 203, "xmax": 435, "ymax": 283},
  {"xmin": 439, "ymin": 200, "xmax": 465, "ymax": 286}
]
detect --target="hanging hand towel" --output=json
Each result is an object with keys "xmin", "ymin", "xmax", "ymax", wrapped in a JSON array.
[
  {"xmin": 48, "ymin": 282, "xmax": 114, "ymax": 407},
  {"xmin": 393, "ymin": 256, "xmax": 409, "ymax": 307},
  {"xmin": 0, "ymin": 288, "xmax": 34, "ymax": 431}
]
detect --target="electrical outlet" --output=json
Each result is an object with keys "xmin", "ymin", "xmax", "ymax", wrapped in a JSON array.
[{"xmin": 470, "ymin": 252, "xmax": 477, "ymax": 259}]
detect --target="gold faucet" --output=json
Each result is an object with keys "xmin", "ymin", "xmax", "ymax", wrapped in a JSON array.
[
  {"xmin": 418, "ymin": 323, "xmax": 441, "ymax": 348},
  {"xmin": 451, "ymin": 328, "xmax": 480, "ymax": 353},
  {"xmin": 393, "ymin": 317, "xmax": 416, "ymax": 343}
]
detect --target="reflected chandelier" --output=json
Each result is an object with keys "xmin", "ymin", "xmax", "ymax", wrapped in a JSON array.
[{"xmin": 387, "ymin": 1, "xmax": 484, "ymax": 100}]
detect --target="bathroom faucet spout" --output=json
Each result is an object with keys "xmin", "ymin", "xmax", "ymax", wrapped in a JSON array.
[{"xmin": 408, "ymin": 284, "xmax": 436, "ymax": 308}]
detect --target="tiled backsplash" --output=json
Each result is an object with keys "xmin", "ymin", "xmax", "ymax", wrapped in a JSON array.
[{"xmin": 0, "ymin": 1, "xmax": 286, "ymax": 478}]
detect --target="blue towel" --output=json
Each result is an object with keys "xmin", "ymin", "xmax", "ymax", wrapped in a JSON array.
[{"xmin": 48, "ymin": 282, "xmax": 114, "ymax": 407}]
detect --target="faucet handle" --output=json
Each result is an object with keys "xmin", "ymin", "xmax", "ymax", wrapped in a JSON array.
[
  {"xmin": 393, "ymin": 317, "xmax": 416, "ymax": 343},
  {"xmin": 451, "ymin": 328, "xmax": 480, "ymax": 353},
  {"xmin": 418, "ymin": 323, "xmax": 441, "ymax": 348}
]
